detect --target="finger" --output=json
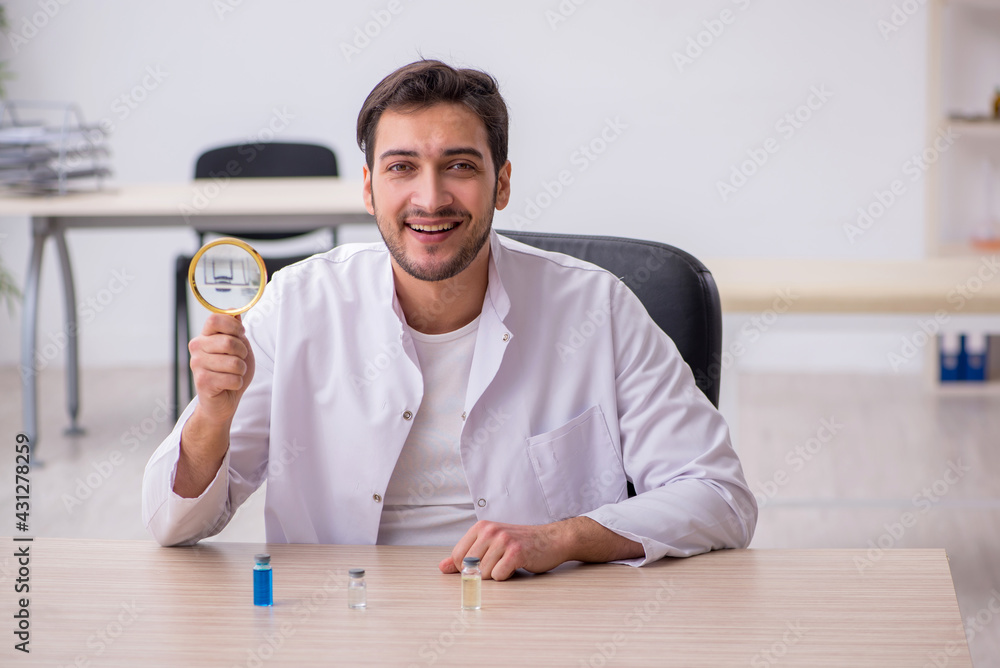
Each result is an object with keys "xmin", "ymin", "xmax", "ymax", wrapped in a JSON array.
[
  {"xmin": 203, "ymin": 313, "xmax": 246, "ymax": 337},
  {"xmin": 478, "ymin": 540, "xmax": 513, "ymax": 581},
  {"xmin": 233, "ymin": 313, "xmax": 252, "ymax": 352},
  {"xmin": 448, "ymin": 524, "xmax": 483, "ymax": 572},
  {"xmin": 438, "ymin": 556, "xmax": 459, "ymax": 574},
  {"xmin": 238, "ymin": 333, "xmax": 255, "ymax": 364},
  {"xmin": 193, "ymin": 334, "xmax": 250, "ymax": 359},
  {"xmin": 488, "ymin": 550, "xmax": 521, "ymax": 582},
  {"xmin": 194, "ymin": 352, "xmax": 248, "ymax": 377},
  {"xmin": 194, "ymin": 368, "xmax": 243, "ymax": 397}
]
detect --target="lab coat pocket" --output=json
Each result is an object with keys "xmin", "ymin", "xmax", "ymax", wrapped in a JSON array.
[{"xmin": 526, "ymin": 405, "xmax": 627, "ymax": 521}]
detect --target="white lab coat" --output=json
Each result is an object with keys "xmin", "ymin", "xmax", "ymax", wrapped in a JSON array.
[{"xmin": 142, "ymin": 231, "xmax": 757, "ymax": 565}]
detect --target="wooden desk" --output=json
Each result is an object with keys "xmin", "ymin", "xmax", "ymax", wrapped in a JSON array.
[
  {"xmin": 2, "ymin": 178, "xmax": 372, "ymax": 451},
  {"xmin": 705, "ymin": 256, "xmax": 1000, "ymax": 313},
  {"xmin": 2, "ymin": 538, "xmax": 972, "ymax": 667}
]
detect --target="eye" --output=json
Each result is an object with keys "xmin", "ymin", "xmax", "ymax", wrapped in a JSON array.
[
  {"xmin": 450, "ymin": 162, "xmax": 476, "ymax": 172},
  {"xmin": 386, "ymin": 163, "xmax": 411, "ymax": 173}
]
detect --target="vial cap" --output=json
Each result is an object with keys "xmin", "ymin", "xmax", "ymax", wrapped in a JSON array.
[
  {"xmin": 463, "ymin": 557, "xmax": 480, "ymax": 567},
  {"xmin": 349, "ymin": 568, "xmax": 365, "ymax": 577},
  {"xmin": 254, "ymin": 554, "xmax": 271, "ymax": 564}
]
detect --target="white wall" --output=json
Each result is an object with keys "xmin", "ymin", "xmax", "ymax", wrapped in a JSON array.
[{"xmin": 0, "ymin": 0, "xmax": 931, "ymax": 370}]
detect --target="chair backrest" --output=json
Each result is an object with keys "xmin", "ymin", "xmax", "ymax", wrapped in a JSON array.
[
  {"xmin": 498, "ymin": 230, "xmax": 723, "ymax": 407},
  {"xmin": 195, "ymin": 142, "xmax": 338, "ymax": 179},
  {"xmin": 194, "ymin": 141, "xmax": 339, "ymax": 241}
]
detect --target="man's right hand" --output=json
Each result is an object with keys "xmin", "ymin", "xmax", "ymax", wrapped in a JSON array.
[
  {"xmin": 174, "ymin": 314, "xmax": 256, "ymax": 498},
  {"xmin": 189, "ymin": 313, "xmax": 256, "ymax": 422}
]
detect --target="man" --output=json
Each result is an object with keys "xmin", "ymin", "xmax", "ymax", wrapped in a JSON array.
[{"xmin": 143, "ymin": 60, "xmax": 756, "ymax": 580}]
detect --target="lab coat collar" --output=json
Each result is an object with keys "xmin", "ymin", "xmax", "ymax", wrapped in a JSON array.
[
  {"xmin": 384, "ymin": 228, "xmax": 513, "ymax": 330},
  {"xmin": 485, "ymin": 228, "xmax": 512, "ymax": 322},
  {"xmin": 379, "ymin": 229, "xmax": 514, "ymax": 413},
  {"xmin": 464, "ymin": 229, "xmax": 514, "ymax": 418}
]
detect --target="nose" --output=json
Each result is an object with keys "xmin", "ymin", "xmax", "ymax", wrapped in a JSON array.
[{"xmin": 409, "ymin": 169, "xmax": 453, "ymax": 214}]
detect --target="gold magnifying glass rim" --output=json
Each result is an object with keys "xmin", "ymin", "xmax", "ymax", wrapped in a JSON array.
[{"xmin": 188, "ymin": 237, "xmax": 268, "ymax": 315}]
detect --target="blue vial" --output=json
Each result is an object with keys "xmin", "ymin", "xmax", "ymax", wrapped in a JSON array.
[{"xmin": 253, "ymin": 554, "xmax": 273, "ymax": 606}]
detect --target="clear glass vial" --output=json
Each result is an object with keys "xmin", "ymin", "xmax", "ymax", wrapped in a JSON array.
[
  {"xmin": 348, "ymin": 568, "xmax": 367, "ymax": 609},
  {"xmin": 461, "ymin": 557, "xmax": 481, "ymax": 610},
  {"xmin": 253, "ymin": 554, "xmax": 273, "ymax": 607}
]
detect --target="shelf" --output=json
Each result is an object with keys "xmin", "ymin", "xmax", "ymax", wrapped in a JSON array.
[
  {"xmin": 933, "ymin": 381, "xmax": 1000, "ymax": 395},
  {"xmin": 946, "ymin": 118, "xmax": 1000, "ymax": 137},
  {"xmin": 922, "ymin": 3, "xmax": 999, "ymax": 396},
  {"xmin": 930, "ymin": 0, "xmax": 1000, "ymax": 261},
  {"xmin": 935, "ymin": 240, "xmax": 1000, "ymax": 256},
  {"xmin": 944, "ymin": 0, "xmax": 1000, "ymax": 9}
]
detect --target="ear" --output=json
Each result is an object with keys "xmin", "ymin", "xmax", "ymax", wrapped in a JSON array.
[
  {"xmin": 362, "ymin": 163, "xmax": 375, "ymax": 216},
  {"xmin": 494, "ymin": 160, "xmax": 512, "ymax": 211}
]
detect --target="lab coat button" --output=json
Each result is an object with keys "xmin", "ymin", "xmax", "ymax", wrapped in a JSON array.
[
  {"xmin": 461, "ymin": 411, "xmax": 467, "ymax": 421},
  {"xmin": 373, "ymin": 493, "xmax": 382, "ymax": 503},
  {"xmin": 477, "ymin": 498, "xmax": 487, "ymax": 508},
  {"xmin": 502, "ymin": 333, "xmax": 510, "ymax": 342},
  {"xmin": 403, "ymin": 410, "xmax": 413, "ymax": 420}
]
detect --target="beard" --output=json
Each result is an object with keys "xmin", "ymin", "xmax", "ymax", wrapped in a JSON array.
[{"xmin": 372, "ymin": 185, "xmax": 496, "ymax": 282}]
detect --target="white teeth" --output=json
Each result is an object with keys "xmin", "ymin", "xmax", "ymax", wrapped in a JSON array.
[{"xmin": 409, "ymin": 221, "xmax": 457, "ymax": 232}]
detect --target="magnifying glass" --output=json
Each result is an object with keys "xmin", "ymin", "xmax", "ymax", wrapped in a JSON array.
[{"xmin": 188, "ymin": 238, "xmax": 268, "ymax": 315}]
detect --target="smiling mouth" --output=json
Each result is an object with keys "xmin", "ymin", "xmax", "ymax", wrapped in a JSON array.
[{"xmin": 406, "ymin": 221, "xmax": 460, "ymax": 234}]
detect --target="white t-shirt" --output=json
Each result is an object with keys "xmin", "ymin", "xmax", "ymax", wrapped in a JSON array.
[{"xmin": 376, "ymin": 315, "xmax": 481, "ymax": 546}]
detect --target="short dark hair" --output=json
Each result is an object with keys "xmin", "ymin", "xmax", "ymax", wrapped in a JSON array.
[{"xmin": 357, "ymin": 60, "xmax": 509, "ymax": 178}]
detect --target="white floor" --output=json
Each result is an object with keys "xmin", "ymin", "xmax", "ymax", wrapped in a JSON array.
[{"xmin": 1, "ymin": 366, "xmax": 997, "ymax": 666}]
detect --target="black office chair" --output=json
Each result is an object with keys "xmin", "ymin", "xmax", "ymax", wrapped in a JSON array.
[
  {"xmin": 498, "ymin": 230, "xmax": 723, "ymax": 408},
  {"xmin": 172, "ymin": 142, "xmax": 339, "ymax": 419}
]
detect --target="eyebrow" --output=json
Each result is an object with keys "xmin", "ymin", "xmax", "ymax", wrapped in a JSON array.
[{"xmin": 378, "ymin": 147, "xmax": 485, "ymax": 161}]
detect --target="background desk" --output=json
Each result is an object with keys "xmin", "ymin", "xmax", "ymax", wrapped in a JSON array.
[
  {"xmin": 1, "ymin": 178, "xmax": 373, "ymax": 451},
  {"xmin": 12, "ymin": 202, "xmax": 1000, "ymax": 449},
  {"xmin": 1, "ymin": 538, "xmax": 972, "ymax": 667},
  {"xmin": 706, "ymin": 256, "xmax": 1000, "ymax": 313}
]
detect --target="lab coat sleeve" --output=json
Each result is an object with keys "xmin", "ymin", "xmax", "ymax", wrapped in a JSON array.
[
  {"xmin": 141, "ymin": 290, "xmax": 277, "ymax": 547},
  {"xmin": 582, "ymin": 279, "xmax": 758, "ymax": 565}
]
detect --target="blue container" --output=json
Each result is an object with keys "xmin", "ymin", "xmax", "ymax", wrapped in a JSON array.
[{"xmin": 254, "ymin": 554, "xmax": 273, "ymax": 606}]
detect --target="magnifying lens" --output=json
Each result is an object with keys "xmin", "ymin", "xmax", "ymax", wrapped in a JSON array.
[{"xmin": 188, "ymin": 238, "xmax": 267, "ymax": 315}]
